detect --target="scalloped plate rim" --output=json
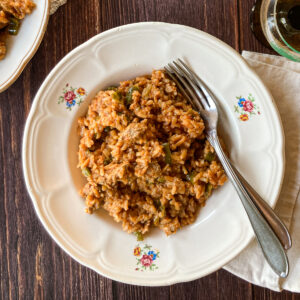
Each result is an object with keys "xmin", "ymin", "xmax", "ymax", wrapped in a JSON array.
[{"xmin": 22, "ymin": 22, "xmax": 285, "ymax": 286}]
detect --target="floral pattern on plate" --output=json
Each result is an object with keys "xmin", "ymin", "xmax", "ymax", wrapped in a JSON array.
[
  {"xmin": 58, "ymin": 84, "xmax": 87, "ymax": 111},
  {"xmin": 134, "ymin": 244, "xmax": 160, "ymax": 271},
  {"xmin": 234, "ymin": 94, "xmax": 261, "ymax": 121}
]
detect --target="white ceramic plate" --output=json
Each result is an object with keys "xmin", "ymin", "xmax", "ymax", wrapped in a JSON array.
[
  {"xmin": 0, "ymin": 0, "xmax": 49, "ymax": 92},
  {"xmin": 22, "ymin": 22, "xmax": 284, "ymax": 286}
]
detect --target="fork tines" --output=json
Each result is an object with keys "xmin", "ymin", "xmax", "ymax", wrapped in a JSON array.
[{"xmin": 164, "ymin": 59, "xmax": 217, "ymax": 112}]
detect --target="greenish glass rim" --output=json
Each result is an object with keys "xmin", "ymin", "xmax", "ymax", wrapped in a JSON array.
[
  {"xmin": 270, "ymin": 41, "xmax": 300, "ymax": 61},
  {"xmin": 270, "ymin": 0, "xmax": 300, "ymax": 62}
]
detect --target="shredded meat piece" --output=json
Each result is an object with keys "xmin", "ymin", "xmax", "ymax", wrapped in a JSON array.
[{"xmin": 0, "ymin": 0, "xmax": 35, "ymax": 19}]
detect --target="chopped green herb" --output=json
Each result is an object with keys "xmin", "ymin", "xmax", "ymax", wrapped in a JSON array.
[
  {"xmin": 160, "ymin": 205, "xmax": 166, "ymax": 217},
  {"xmin": 153, "ymin": 199, "xmax": 161, "ymax": 209},
  {"xmin": 204, "ymin": 183, "xmax": 213, "ymax": 199},
  {"xmin": 186, "ymin": 171, "xmax": 196, "ymax": 184},
  {"xmin": 153, "ymin": 216, "xmax": 160, "ymax": 226},
  {"xmin": 104, "ymin": 126, "xmax": 111, "ymax": 133},
  {"xmin": 103, "ymin": 155, "xmax": 112, "ymax": 166},
  {"xmin": 126, "ymin": 86, "xmax": 140, "ymax": 106},
  {"xmin": 163, "ymin": 143, "xmax": 172, "ymax": 164},
  {"xmin": 112, "ymin": 91, "xmax": 122, "ymax": 102},
  {"xmin": 85, "ymin": 149, "xmax": 91, "ymax": 157},
  {"xmin": 106, "ymin": 86, "xmax": 118, "ymax": 91},
  {"xmin": 134, "ymin": 232, "xmax": 144, "ymax": 241},
  {"xmin": 82, "ymin": 167, "xmax": 91, "ymax": 177},
  {"xmin": 8, "ymin": 17, "xmax": 20, "ymax": 35},
  {"xmin": 204, "ymin": 151, "xmax": 216, "ymax": 162},
  {"xmin": 156, "ymin": 177, "xmax": 166, "ymax": 183}
]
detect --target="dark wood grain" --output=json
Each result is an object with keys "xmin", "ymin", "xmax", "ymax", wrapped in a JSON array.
[{"xmin": 0, "ymin": 0, "xmax": 297, "ymax": 299}]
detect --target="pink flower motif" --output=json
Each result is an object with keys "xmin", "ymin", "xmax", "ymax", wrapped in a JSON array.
[
  {"xmin": 64, "ymin": 91, "xmax": 76, "ymax": 103},
  {"xmin": 140, "ymin": 254, "xmax": 153, "ymax": 267},
  {"xmin": 243, "ymin": 100, "xmax": 254, "ymax": 112}
]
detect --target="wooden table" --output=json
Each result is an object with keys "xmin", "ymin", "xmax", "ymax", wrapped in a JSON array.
[{"xmin": 0, "ymin": 0, "xmax": 298, "ymax": 299}]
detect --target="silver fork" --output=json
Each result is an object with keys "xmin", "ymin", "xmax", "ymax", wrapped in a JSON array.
[{"xmin": 165, "ymin": 58, "xmax": 290, "ymax": 278}]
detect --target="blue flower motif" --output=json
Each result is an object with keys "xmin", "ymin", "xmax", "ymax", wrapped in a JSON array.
[
  {"xmin": 148, "ymin": 251, "xmax": 157, "ymax": 260},
  {"xmin": 238, "ymin": 98, "xmax": 246, "ymax": 107},
  {"xmin": 66, "ymin": 100, "xmax": 76, "ymax": 107}
]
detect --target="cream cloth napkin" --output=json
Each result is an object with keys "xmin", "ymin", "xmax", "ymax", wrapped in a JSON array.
[
  {"xmin": 224, "ymin": 51, "xmax": 300, "ymax": 292},
  {"xmin": 50, "ymin": 0, "xmax": 67, "ymax": 14}
]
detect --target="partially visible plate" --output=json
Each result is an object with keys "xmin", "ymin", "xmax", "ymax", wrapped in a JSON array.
[
  {"xmin": 22, "ymin": 22, "xmax": 284, "ymax": 286},
  {"xmin": 0, "ymin": 0, "xmax": 49, "ymax": 92}
]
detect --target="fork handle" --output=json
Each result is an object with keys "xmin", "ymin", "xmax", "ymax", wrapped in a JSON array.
[
  {"xmin": 230, "ymin": 163, "xmax": 292, "ymax": 250},
  {"xmin": 208, "ymin": 130, "xmax": 289, "ymax": 278}
]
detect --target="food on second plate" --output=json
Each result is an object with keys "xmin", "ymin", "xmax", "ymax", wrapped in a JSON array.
[
  {"xmin": 0, "ymin": 0, "xmax": 35, "ymax": 60},
  {"xmin": 77, "ymin": 70, "xmax": 227, "ymax": 237}
]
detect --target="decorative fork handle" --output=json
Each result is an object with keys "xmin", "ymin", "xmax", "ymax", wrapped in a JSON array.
[
  {"xmin": 231, "ymin": 164, "xmax": 292, "ymax": 250},
  {"xmin": 208, "ymin": 130, "xmax": 289, "ymax": 278}
]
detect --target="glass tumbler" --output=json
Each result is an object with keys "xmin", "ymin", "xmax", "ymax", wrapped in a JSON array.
[{"xmin": 252, "ymin": 0, "xmax": 300, "ymax": 61}]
